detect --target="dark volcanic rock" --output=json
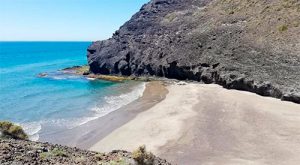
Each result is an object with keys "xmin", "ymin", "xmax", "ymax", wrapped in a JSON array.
[{"xmin": 88, "ymin": 0, "xmax": 300, "ymax": 103}]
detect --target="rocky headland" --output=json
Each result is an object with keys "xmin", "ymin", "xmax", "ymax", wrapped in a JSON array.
[
  {"xmin": 0, "ymin": 139, "xmax": 171, "ymax": 165},
  {"xmin": 0, "ymin": 121, "xmax": 170, "ymax": 165},
  {"xmin": 87, "ymin": 0, "xmax": 300, "ymax": 103}
]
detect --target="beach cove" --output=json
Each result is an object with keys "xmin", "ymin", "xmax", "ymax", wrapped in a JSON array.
[
  {"xmin": 1, "ymin": 41, "xmax": 300, "ymax": 164},
  {"xmin": 39, "ymin": 80, "xmax": 300, "ymax": 165},
  {"xmin": 2, "ymin": 0, "xmax": 300, "ymax": 164}
]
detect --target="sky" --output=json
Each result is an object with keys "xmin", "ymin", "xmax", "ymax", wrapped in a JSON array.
[{"xmin": 0, "ymin": 0, "xmax": 149, "ymax": 41}]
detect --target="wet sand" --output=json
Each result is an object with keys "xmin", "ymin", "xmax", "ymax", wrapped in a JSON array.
[
  {"xmin": 39, "ymin": 81, "xmax": 168, "ymax": 149},
  {"xmin": 90, "ymin": 83, "xmax": 300, "ymax": 165}
]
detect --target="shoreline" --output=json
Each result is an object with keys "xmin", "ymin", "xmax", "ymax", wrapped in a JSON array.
[
  {"xmin": 36, "ymin": 78, "xmax": 300, "ymax": 164},
  {"xmin": 57, "ymin": 65, "xmax": 300, "ymax": 104},
  {"xmin": 89, "ymin": 82, "xmax": 300, "ymax": 165},
  {"xmin": 38, "ymin": 81, "xmax": 168, "ymax": 149}
]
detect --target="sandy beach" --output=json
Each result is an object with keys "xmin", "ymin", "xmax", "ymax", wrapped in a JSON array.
[
  {"xmin": 89, "ymin": 82, "xmax": 300, "ymax": 165},
  {"xmin": 39, "ymin": 81, "xmax": 300, "ymax": 164}
]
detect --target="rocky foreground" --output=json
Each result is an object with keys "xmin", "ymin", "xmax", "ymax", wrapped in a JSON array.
[
  {"xmin": 0, "ymin": 138, "xmax": 170, "ymax": 165},
  {"xmin": 87, "ymin": 0, "xmax": 300, "ymax": 103}
]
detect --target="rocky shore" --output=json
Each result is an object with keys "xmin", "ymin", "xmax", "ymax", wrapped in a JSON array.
[
  {"xmin": 0, "ymin": 138, "xmax": 170, "ymax": 165},
  {"xmin": 87, "ymin": 0, "xmax": 300, "ymax": 103},
  {"xmin": 58, "ymin": 65, "xmax": 155, "ymax": 82}
]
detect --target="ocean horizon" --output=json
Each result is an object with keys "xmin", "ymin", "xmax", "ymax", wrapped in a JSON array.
[{"xmin": 0, "ymin": 41, "xmax": 145, "ymax": 141}]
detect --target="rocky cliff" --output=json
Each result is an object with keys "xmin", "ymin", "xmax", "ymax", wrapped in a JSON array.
[
  {"xmin": 0, "ymin": 139, "xmax": 170, "ymax": 165},
  {"xmin": 87, "ymin": 0, "xmax": 300, "ymax": 103}
]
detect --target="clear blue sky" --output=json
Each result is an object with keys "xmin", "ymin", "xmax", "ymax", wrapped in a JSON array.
[{"xmin": 0, "ymin": 0, "xmax": 149, "ymax": 41}]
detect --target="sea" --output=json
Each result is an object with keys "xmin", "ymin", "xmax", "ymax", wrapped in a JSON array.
[{"xmin": 0, "ymin": 42, "xmax": 145, "ymax": 141}]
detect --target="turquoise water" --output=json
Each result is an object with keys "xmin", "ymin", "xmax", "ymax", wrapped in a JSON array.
[{"xmin": 0, "ymin": 42, "xmax": 145, "ymax": 140}]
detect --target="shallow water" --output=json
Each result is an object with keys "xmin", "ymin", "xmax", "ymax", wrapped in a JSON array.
[{"xmin": 0, "ymin": 42, "xmax": 145, "ymax": 140}]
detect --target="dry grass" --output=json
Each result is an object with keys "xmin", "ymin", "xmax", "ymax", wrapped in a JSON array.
[
  {"xmin": 40, "ymin": 148, "xmax": 68, "ymax": 160},
  {"xmin": 132, "ymin": 145, "xmax": 155, "ymax": 165},
  {"xmin": 0, "ymin": 121, "xmax": 28, "ymax": 140},
  {"xmin": 278, "ymin": 25, "xmax": 288, "ymax": 32}
]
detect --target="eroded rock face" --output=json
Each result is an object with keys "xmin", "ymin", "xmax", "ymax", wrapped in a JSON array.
[{"xmin": 88, "ymin": 0, "xmax": 300, "ymax": 103}]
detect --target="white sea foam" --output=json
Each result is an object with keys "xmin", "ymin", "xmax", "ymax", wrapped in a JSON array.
[
  {"xmin": 46, "ymin": 82, "xmax": 146, "ymax": 129},
  {"xmin": 91, "ymin": 82, "xmax": 146, "ymax": 117},
  {"xmin": 19, "ymin": 82, "xmax": 146, "ymax": 141},
  {"xmin": 20, "ymin": 122, "xmax": 42, "ymax": 141},
  {"xmin": 47, "ymin": 73, "xmax": 81, "ymax": 80},
  {"xmin": 53, "ymin": 82, "xmax": 147, "ymax": 130},
  {"xmin": 45, "ymin": 117, "xmax": 98, "ymax": 130}
]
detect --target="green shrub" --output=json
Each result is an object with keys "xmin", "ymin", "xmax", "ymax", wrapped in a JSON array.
[
  {"xmin": 40, "ymin": 152, "xmax": 51, "ymax": 160},
  {"xmin": 278, "ymin": 25, "xmax": 288, "ymax": 32},
  {"xmin": 132, "ymin": 145, "xmax": 155, "ymax": 165},
  {"xmin": 40, "ymin": 148, "xmax": 68, "ymax": 160},
  {"xmin": 0, "ymin": 121, "xmax": 28, "ymax": 140},
  {"xmin": 51, "ymin": 148, "xmax": 68, "ymax": 157}
]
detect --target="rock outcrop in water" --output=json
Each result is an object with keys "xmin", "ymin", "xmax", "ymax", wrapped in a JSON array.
[{"xmin": 87, "ymin": 0, "xmax": 300, "ymax": 103}]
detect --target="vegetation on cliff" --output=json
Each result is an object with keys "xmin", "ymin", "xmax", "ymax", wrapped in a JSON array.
[
  {"xmin": 0, "ymin": 121, "xmax": 28, "ymax": 140},
  {"xmin": 132, "ymin": 145, "xmax": 155, "ymax": 165},
  {"xmin": 0, "ymin": 139, "xmax": 170, "ymax": 165},
  {"xmin": 0, "ymin": 121, "xmax": 170, "ymax": 165}
]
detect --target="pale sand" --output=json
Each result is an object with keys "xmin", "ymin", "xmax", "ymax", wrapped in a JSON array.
[{"xmin": 90, "ymin": 83, "xmax": 300, "ymax": 165}]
